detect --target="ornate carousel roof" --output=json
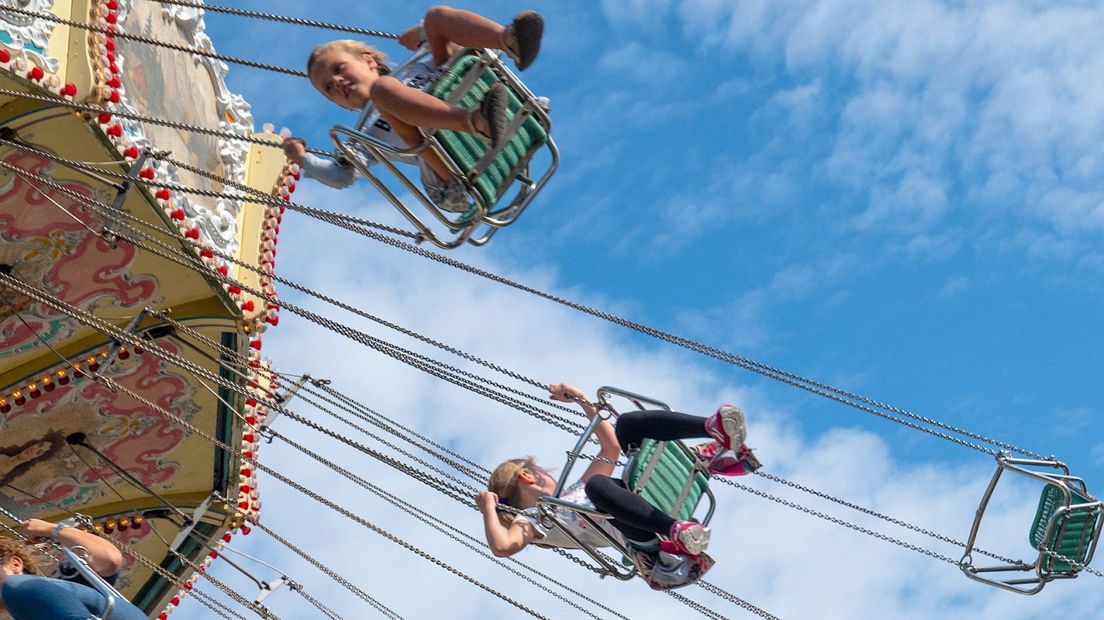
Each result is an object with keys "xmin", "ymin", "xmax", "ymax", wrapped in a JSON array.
[{"xmin": 0, "ymin": 0, "xmax": 291, "ymax": 614}]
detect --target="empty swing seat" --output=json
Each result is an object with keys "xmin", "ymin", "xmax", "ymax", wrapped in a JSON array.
[{"xmin": 960, "ymin": 453, "xmax": 1103, "ymax": 595}]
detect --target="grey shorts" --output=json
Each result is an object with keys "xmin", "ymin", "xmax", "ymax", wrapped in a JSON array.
[{"xmin": 417, "ymin": 159, "xmax": 473, "ymax": 214}]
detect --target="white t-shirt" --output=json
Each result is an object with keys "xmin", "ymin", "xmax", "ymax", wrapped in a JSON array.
[
  {"xmin": 356, "ymin": 57, "xmax": 442, "ymax": 162},
  {"xmin": 514, "ymin": 481, "xmax": 625, "ymax": 550}
]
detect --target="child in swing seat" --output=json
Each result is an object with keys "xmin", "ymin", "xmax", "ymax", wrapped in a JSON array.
[
  {"xmin": 282, "ymin": 6, "xmax": 544, "ymax": 213},
  {"xmin": 477, "ymin": 383, "xmax": 762, "ymax": 587}
]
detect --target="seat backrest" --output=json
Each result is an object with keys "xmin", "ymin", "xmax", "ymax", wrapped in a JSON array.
[
  {"xmin": 1030, "ymin": 484, "xmax": 1103, "ymax": 573},
  {"xmin": 625, "ymin": 439, "xmax": 710, "ymax": 522},
  {"xmin": 429, "ymin": 54, "xmax": 549, "ymax": 208}
]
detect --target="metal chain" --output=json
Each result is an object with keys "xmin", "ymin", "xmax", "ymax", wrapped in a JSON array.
[
  {"xmin": 109, "ymin": 534, "xmax": 269, "ymax": 620},
  {"xmin": 0, "ymin": 519, "xmax": 242, "ymax": 620},
  {"xmin": 0, "ymin": 5, "xmax": 306, "ymax": 76},
  {"xmin": 718, "ymin": 477, "xmax": 960, "ymax": 565},
  {"xmin": 146, "ymin": 0, "xmax": 399, "ymax": 39},
  {"xmin": 663, "ymin": 590, "xmax": 730, "ymax": 620},
  {"xmin": 267, "ymin": 438, "xmax": 627, "ymax": 620},
  {"xmin": 299, "ymin": 383, "xmax": 489, "ymax": 483},
  {"xmin": 242, "ymin": 517, "xmax": 403, "ymax": 620},
  {"xmin": 751, "ymin": 470, "xmax": 1022, "ymax": 566},
  {"xmin": 3, "ymin": 270, "xmax": 764, "ymax": 620},
  {"xmin": 8, "ymin": 157, "xmax": 1090, "ymax": 600},
  {"xmin": 0, "ymin": 64, "xmax": 1044, "ymax": 458},
  {"xmin": 152, "ymin": 150, "xmax": 418, "ymax": 236},
  {"xmin": 0, "ymin": 281, "xmax": 551, "ymax": 619},
  {"xmin": 694, "ymin": 580, "xmax": 781, "ymax": 620},
  {"xmin": 288, "ymin": 588, "xmax": 344, "ymax": 620},
  {"xmin": 0, "ymin": 88, "xmax": 287, "ymax": 151},
  {"xmin": 14, "ymin": 160, "xmax": 1097, "ymax": 612},
  {"xmin": 0, "ymin": 158, "xmax": 582, "ymax": 438},
  {"xmin": 310, "ymin": 382, "xmax": 492, "ymax": 481}
]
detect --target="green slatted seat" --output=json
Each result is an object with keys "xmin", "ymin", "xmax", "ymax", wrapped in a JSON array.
[
  {"xmin": 536, "ymin": 387, "xmax": 718, "ymax": 590},
  {"xmin": 960, "ymin": 453, "xmax": 1103, "ymax": 594},
  {"xmin": 329, "ymin": 47, "xmax": 558, "ymax": 249},
  {"xmin": 626, "ymin": 439, "xmax": 710, "ymax": 521},
  {"xmin": 430, "ymin": 54, "xmax": 550, "ymax": 210},
  {"xmin": 1030, "ymin": 485, "xmax": 1103, "ymax": 574}
]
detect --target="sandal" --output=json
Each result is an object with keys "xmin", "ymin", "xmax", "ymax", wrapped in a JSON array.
[
  {"xmin": 501, "ymin": 11, "xmax": 544, "ymax": 71},
  {"xmin": 467, "ymin": 82, "xmax": 508, "ymax": 148}
]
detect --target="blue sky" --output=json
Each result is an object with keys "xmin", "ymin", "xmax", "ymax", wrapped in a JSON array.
[{"xmin": 164, "ymin": 1, "xmax": 1104, "ymax": 618}]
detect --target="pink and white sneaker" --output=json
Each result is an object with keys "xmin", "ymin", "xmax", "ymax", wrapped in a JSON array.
[
  {"xmin": 667, "ymin": 520, "xmax": 710, "ymax": 556},
  {"xmin": 691, "ymin": 441, "xmax": 763, "ymax": 476},
  {"xmin": 704, "ymin": 404, "xmax": 746, "ymax": 450}
]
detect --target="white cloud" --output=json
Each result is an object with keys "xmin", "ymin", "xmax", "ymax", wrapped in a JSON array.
[
  {"xmin": 938, "ymin": 274, "xmax": 970, "ymax": 298},
  {"xmin": 678, "ymin": 0, "xmax": 1104, "ymax": 257},
  {"xmin": 596, "ymin": 42, "xmax": 690, "ymax": 85},
  {"xmin": 164, "ymin": 205, "xmax": 1104, "ymax": 619}
]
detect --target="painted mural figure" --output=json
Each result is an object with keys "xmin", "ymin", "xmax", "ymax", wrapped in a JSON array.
[
  {"xmin": 282, "ymin": 6, "xmax": 544, "ymax": 212},
  {"xmin": 0, "ymin": 433, "xmax": 64, "ymax": 489}
]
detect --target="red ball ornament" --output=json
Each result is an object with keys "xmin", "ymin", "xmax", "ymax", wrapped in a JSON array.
[
  {"xmin": 170, "ymin": 209, "xmax": 185, "ymax": 221},
  {"xmin": 28, "ymin": 66, "xmax": 44, "ymax": 81},
  {"xmin": 199, "ymin": 248, "xmax": 214, "ymax": 259},
  {"xmin": 241, "ymin": 300, "xmax": 255, "ymax": 311},
  {"xmin": 222, "ymin": 532, "xmax": 232, "ymax": 543},
  {"xmin": 185, "ymin": 228, "xmax": 200, "ymax": 240},
  {"xmin": 107, "ymin": 125, "xmax": 122, "ymax": 137},
  {"xmin": 139, "ymin": 167, "xmax": 155, "ymax": 180},
  {"xmin": 62, "ymin": 83, "xmax": 77, "ymax": 96},
  {"xmin": 123, "ymin": 145, "xmax": 139, "ymax": 159},
  {"xmin": 0, "ymin": 50, "xmax": 10, "ymax": 63},
  {"xmin": 108, "ymin": 90, "xmax": 120, "ymax": 103},
  {"xmin": 98, "ymin": 113, "xmax": 113, "ymax": 125},
  {"xmin": 155, "ymin": 189, "xmax": 171, "ymax": 201}
]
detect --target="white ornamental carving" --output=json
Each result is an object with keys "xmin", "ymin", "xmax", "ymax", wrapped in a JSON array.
[
  {"xmin": 107, "ymin": 0, "xmax": 254, "ymax": 259},
  {"xmin": 0, "ymin": 0, "xmax": 61, "ymax": 72}
]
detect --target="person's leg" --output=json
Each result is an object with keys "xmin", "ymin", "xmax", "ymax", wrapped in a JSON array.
[
  {"xmin": 616, "ymin": 407, "xmax": 747, "ymax": 453},
  {"xmin": 584, "ymin": 475, "xmax": 674, "ymax": 542},
  {"xmin": 584, "ymin": 476, "xmax": 710, "ymax": 554},
  {"xmin": 422, "ymin": 6, "xmax": 544, "ymax": 70},
  {"xmin": 423, "ymin": 6, "xmax": 504, "ymax": 66},
  {"xmin": 372, "ymin": 78, "xmax": 508, "ymax": 148},
  {"xmin": 2, "ymin": 575, "xmax": 106, "ymax": 620},
  {"xmin": 614, "ymin": 410, "xmax": 709, "ymax": 453}
]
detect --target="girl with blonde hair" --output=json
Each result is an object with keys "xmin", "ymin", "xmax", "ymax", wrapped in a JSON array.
[{"xmin": 477, "ymin": 383, "xmax": 757, "ymax": 565}]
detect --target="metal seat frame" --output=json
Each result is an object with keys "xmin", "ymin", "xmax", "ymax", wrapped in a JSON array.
[
  {"xmin": 536, "ymin": 386, "xmax": 716, "ymax": 583},
  {"xmin": 960, "ymin": 452, "xmax": 1103, "ymax": 595},
  {"xmin": 59, "ymin": 546, "xmax": 122, "ymax": 620},
  {"xmin": 330, "ymin": 47, "xmax": 558, "ymax": 249}
]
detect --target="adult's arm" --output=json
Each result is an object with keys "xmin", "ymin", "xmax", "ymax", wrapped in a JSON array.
[{"xmin": 21, "ymin": 519, "xmax": 123, "ymax": 578}]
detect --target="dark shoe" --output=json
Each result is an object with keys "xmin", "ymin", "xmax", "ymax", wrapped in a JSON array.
[
  {"xmin": 503, "ymin": 11, "xmax": 544, "ymax": 71},
  {"xmin": 475, "ymin": 82, "xmax": 508, "ymax": 148}
]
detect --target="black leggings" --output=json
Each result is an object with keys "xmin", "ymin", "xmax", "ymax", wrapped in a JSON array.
[{"xmin": 583, "ymin": 410, "xmax": 708, "ymax": 542}]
